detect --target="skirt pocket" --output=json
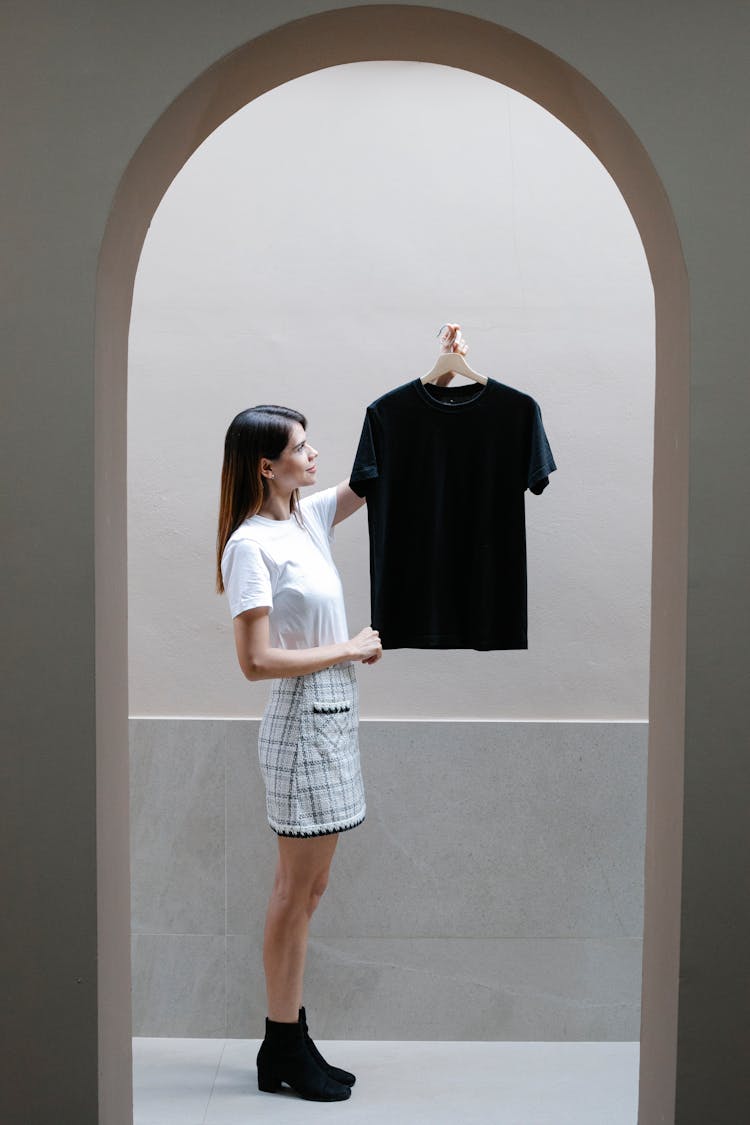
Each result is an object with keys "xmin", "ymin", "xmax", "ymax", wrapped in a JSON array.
[{"xmin": 309, "ymin": 698, "xmax": 354, "ymax": 757}]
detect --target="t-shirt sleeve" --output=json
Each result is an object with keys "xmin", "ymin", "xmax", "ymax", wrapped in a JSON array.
[
  {"xmin": 527, "ymin": 401, "xmax": 557, "ymax": 495},
  {"xmin": 300, "ymin": 485, "xmax": 338, "ymax": 541},
  {"xmin": 349, "ymin": 410, "xmax": 379, "ymax": 498},
  {"xmin": 221, "ymin": 538, "xmax": 273, "ymax": 618}
]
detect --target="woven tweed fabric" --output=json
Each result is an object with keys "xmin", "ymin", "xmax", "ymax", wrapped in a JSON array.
[{"xmin": 258, "ymin": 661, "xmax": 366, "ymax": 837}]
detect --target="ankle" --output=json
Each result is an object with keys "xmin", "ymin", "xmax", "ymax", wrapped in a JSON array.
[{"xmin": 267, "ymin": 1007, "xmax": 301, "ymax": 1024}]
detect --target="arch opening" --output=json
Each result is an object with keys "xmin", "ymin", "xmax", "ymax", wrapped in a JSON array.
[{"xmin": 96, "ymin": 7, "xmax": 688, "ymax": 1121}]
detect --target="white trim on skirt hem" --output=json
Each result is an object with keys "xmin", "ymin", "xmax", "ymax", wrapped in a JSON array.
[{"xmin": 271, "ymin": 806, "xmax": 366, "ymax": 838}]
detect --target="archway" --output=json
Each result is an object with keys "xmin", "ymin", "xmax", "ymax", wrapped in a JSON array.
[{"xmin": 96, "ymin": 7, "xmax": 688, "ymax": 1121}]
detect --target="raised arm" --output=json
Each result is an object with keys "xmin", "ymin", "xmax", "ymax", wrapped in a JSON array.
[
  {"xmin": 333, "ymin": 479, "xmax": 366, "ymax": 525},
  {"xmin": 233, "ymin": 606, "xmax": 381, "ymax": 681}
]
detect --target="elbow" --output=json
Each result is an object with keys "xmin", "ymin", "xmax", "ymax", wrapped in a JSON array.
[{"xmin": 241, "ymin": 655, "xmax": 268, "ymax": 681}]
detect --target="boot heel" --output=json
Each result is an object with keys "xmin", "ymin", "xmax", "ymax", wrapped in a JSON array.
[{"xmin": 257, "ymin": 1060, "xmax": 282, "ymax": 1093}]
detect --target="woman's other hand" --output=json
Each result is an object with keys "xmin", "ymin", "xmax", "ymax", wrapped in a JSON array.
[{"xmin": 349, "ymin": 626, "xmax": 382, "ymax": 664}]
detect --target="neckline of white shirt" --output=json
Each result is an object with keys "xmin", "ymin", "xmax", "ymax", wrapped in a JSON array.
[{"xmin": 245, "ymin": 512, "xmax": 295, "ymax": 525}]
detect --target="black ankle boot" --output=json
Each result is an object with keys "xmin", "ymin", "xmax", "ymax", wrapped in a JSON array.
[
  {"xmin": 256, "ymin": 1017, "xmax": 351, "ymax": 1101},
  {"xmin": 299, "ymin": 1006, "xmax": 356, "ymax": 1087}
]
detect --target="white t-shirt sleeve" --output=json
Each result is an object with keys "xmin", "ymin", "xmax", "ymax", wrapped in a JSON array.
[
  {"xmin": 221, "ymin": 537, "xmax": 273, "ymax": 618},
  {"xmin": 300, "ymin": 485, "xmax": 338, "ymax": 541}
]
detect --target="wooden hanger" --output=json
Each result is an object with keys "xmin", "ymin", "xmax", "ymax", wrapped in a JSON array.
[{"xmin": 420, "ymin": 324, "xmax": 488, "ymax": 385}]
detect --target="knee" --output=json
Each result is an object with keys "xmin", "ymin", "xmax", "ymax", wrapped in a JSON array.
[
  {"xmin": 269, "ymin": 872, "xmax": 305, "ymax": 917},
  {"xmin": 270, "ymin": 870, "xmax": 329, "ymax": 918},
  {"xmin": 306, "ymin": 874, "xmax": 329, "ymax": 918}
]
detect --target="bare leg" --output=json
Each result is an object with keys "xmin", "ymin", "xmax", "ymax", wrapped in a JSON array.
[{"xmin": 263, "ymin": 833, "xmax": 339, "ymax": 1022}]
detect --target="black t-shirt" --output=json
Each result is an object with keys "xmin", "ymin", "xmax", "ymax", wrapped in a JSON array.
[{"xmin": 349, "ymin": 377, "xmax": 556, "ymax": 650}]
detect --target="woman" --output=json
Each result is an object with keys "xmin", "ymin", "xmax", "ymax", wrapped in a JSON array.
[{"xmin": 216, "ymin": 404, "xmax": 381, "ymax": 1102}]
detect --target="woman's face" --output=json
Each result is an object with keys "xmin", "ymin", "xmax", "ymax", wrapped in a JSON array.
[{"xmin": 267, "ymin": 422, "xmax": 318, "ymax": 491}]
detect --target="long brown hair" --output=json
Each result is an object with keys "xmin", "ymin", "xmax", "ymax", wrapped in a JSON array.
[{"xmin": 216, "ymin": 404, "xmax": 307, "ymax": 594}]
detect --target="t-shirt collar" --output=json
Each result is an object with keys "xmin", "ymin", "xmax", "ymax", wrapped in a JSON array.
[{"xmin": 412, "ymin": 377, "xmax": 491, "ymax": 411}]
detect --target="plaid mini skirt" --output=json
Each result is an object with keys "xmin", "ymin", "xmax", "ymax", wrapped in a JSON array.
[{"xmin": 258, "ymin": 661, "xmax": 366, "ymax": 837}]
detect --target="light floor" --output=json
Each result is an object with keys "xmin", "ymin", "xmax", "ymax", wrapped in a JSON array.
[{"xmin": 133, "ymin": 1037, "xmax": 640, "ymax": 1125}]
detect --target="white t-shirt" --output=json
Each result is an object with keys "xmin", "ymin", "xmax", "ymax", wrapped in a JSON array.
[{"xmin": 221, "ymin": 485, "xmax": 349, "ymax": 648}]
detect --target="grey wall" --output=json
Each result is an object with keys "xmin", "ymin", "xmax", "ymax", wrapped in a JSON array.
[
  {"xmin": 2, "ymin": 3, "xmax": 749, "ymax": 1124},
  {"xmin": 131, "ymin": 718, "xmax": 646, "ymax": 1040}
]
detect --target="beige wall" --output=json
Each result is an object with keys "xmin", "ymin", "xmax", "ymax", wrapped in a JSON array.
[
  {"xmin": 128, "ymin": 61, "xmax": 654, "ymax": 720},
  {"xmin": 2, "ymin": 3, "xmax": 748, "ymax": 1124}
]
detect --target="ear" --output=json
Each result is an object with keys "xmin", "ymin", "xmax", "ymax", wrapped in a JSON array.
[{"xmin": 260, "ymin": 459, "xmax": 274, "ymax": 480}]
